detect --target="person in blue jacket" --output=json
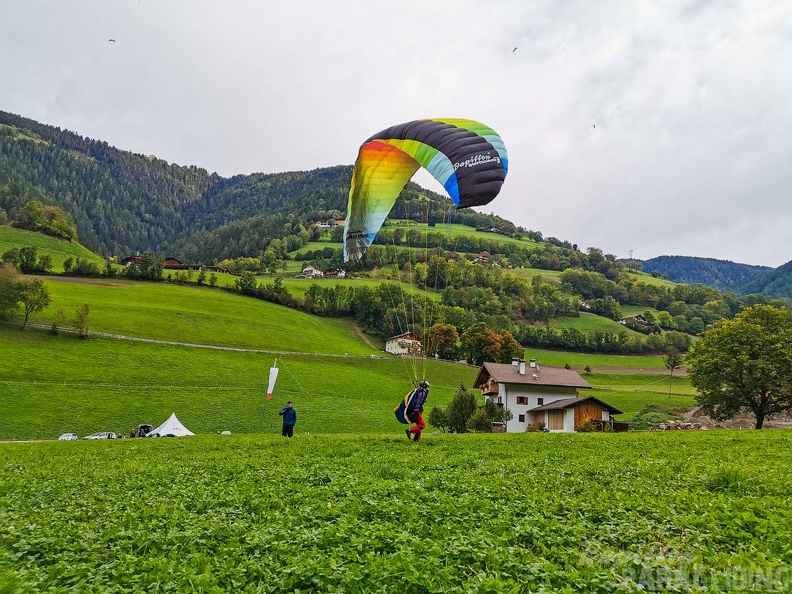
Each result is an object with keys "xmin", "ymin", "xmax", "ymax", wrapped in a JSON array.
[{"xmin": 279, "ymin": 401, "xmax": 297, "ymax": 438}]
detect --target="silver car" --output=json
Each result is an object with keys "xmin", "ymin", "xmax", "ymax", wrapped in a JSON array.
[
  {"xmin": 83, "ymin": 432, "xmax": 117, "ymax": 440},
  {"xmin": 58, "ymin": 433, "xmax": 78, "ymax": 441}
]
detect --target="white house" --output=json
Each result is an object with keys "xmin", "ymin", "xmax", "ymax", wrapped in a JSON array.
[
  {"xmin": 385, "ymin": 332, "xmax": 422, "ymax": 356},
  {"xmin": 473, "ymin": 359, "xmax": 623, "ymax": 432},
  {"xmin": 301, "ymin": 266, "xmax": 324, "ymax": 278}
]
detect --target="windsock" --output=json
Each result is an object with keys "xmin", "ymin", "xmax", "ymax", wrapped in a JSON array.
[{"xmin": 266, "ymin": 366, "xmax": 279, "ymax": 401}]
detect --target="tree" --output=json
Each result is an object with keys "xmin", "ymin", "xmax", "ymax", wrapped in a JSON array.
[
  {"xmin": 663, "ymin": 347, "xmax": 684, "ymax": 397},
  {"xmin": 0, "ymin": 263, "xmax": 21, "ymax": 317},
  {"xmin": 50, "ymin": 308, "xmax": 66, "ymax": 334},
  {"xmin": 18, "ymin": 278, "xmax": 51, "ymax": 329},
  {"xmin": 427, "ymin": 406, "xmax": 450, "ymax": 433},
  {"xmin": 37, "ymin": 253, "xmax": 53, "ymax": 273},
  {"xmin": 497, "ymin": 330, "xmax": 523, "ymax": 363},
  {"xmin": 469, "ymin": 399, "xmax": 514, "ymax": 432},
  {"xmin": 460, "ymin": 322, "xmax": 501, "ymax": 366},
  {"xmin": 74, "ymin": 304, "xmax": 91, "ymax": 338},
  {"xmin": 687, "ymin": 305, "xmax": 792, "ymax": 429},
  {"xmin": 446, "ymin": 384, "xmax": 478, "ymax": 433},
  {"xmin": 235, "ymin": 271, "xmax": 258, "ymax": 296},
  {"xmin": 424, "ymin": 323, "xmax": 459, "ymax": 360},
  {"xmin": 17, "ymin": 246, "xmax": 38, "ymax": 273}
]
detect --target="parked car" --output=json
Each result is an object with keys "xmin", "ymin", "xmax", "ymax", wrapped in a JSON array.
[
  {"xmin": 133, "ymin": 424, "xmax": 153, "ymax": 438},
  {"xmin": 84, "ymin": 432, "xmax": 117, "ymax": 440},
  {"xmin": 58, "ymin": 433, "xmax": 78, "ymax": 441}
]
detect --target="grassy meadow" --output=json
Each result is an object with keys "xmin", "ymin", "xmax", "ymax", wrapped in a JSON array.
[
  {"xmin": 30, "ymin": 278, "xmax": 377, "ymax": 354},
  {"xmin": 0, "ymin": 225, "xmax": 104, "ymax": 271},
  {"xmin": 1, "ymin": 431, "xmax": 790, "ymax": 592},
  {"xmin": 551, "ymin": 312, "xmax": 646, "ymax": 337},
  {"xmin": 0, "ymin": 269, "xmax": 695, "ymax": 440},
  {"xmin": 0, "ymin": 323, "xmax": 477, "ymax": 440}
]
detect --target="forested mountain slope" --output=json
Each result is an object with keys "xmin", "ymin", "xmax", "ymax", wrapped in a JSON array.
[
  {"xmin": 739, "ymin": 259, "xmax": 792, "ymax": 300},
  {"xmin": 1, "ymin": 111, "xmax": 519, "ymax": 263},
  {"xmin": 640, "ymin": 255, "xmax": 770, "ymax": 293}
]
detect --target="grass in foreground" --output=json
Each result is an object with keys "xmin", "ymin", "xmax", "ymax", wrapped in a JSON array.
[{"xmin": 1, "ymin": 431, "xmax": 790, "ymax": 593}]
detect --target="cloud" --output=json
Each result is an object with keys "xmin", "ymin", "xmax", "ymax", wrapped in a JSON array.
[{"xmin": 1, "ymin": 0, "xmax": 790, "ymax": 266}]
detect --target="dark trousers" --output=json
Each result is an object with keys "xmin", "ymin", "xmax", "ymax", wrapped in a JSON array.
[{"xmin": 282, "ymin": 425, "xmax": 294, "ymax": 438}]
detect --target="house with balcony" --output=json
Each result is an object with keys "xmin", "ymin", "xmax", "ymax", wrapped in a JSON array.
[
  {"xmin": 385, "ymin": 332, "xmax": 422, "ymax": 356},
  {"xmin": 473, "ymin": 359, "xmax": 624, "ymax": 432}
]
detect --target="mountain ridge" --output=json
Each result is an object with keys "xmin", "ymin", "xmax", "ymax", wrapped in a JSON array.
[{"xmin": 3, "ymin": 109, "xmax": 792, "ymax": 299}]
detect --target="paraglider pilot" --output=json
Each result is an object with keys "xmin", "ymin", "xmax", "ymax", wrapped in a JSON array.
[
  {"xmin": 406, "ymin": 381, "xmax": 429, "ymax": 442},
  {"xmin": 279, "ymin": 401, "xmax": 297, "ymax": 438}
]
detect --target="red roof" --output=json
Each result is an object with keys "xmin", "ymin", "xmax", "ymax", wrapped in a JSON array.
[{"xmin": 473, "ymin": 362, "xmax": 591, "ymax": 389}]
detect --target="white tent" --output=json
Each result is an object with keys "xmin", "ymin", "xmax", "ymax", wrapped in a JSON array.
[{"xmin": 151, "ymin": 413, "xmax": 195, "ymax": 437}]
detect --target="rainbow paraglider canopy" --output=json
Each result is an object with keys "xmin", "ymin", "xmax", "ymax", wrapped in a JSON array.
[{"xmin": 343, "ymin": 118, "xmax": 508, "ymax": 262}]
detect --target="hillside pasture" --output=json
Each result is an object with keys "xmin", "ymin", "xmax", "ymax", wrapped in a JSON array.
[
  {"xmin": 624, "ymin": 271, "xmax": 677, "ymax": 288},
  {"xmin": 385, "ymin": 221, "xmax": 542, "ymax": 250},
  {"xmin": 0, "ymin": 225, "xmax": 103, "ymax": 270},
  {"xmin": 0, "ymin": 325, "xmax": 475, "ymax": 440},
  {"xmin": 523, "ymin": 348, "xmax": 667, "ymax": 369},
  {"xmin": 1, "ymin": 431, "xmax": 790, "ymax": 592},
  {"xmin": 28, "ymin": 277, "xmax": 379, "ymax": 355},
  {"xmin": 551, "ymin": 312, "xmax": 647, "ymax": 338},
  {"xmin": 620, "ymin": 304, "xmax": 661, "ymax": 317}
]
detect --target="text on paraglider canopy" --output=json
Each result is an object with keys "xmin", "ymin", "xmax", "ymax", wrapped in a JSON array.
[{"xmin": 452, "ymin": 154, "xmax": 501, "ymax": 171}]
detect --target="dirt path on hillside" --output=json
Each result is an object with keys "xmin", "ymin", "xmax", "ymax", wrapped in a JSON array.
[{"xmin": 354, "ymin": 326, "xmax": 378, "ymax": 350}]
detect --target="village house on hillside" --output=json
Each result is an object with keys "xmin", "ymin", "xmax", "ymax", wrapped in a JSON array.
[
  {"xmin": 473, "ymin": 359, "xmax": 625, "ymax": 433},
  {"xmin": 315, "ymin": 218, "xmax": 345, "ymax": 228},
  {"xmin": 120, "ymin": 255, "xmax": 230, "ymax": 274},
  {"xmin": 619, "ymin": 314, "xmax": 648, "ymax": 328},
  {"xmin": 299, "ymin": 265, "xmax": 324, "ymax": 278},
  {"xmin": 385, "ymin": 332, "xmax": 422, "ymax": 356}
]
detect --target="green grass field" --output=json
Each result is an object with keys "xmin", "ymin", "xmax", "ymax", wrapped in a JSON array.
[
  {"xmin": 0, "ymin": 269, "xmax": 701, "ymax": 440},
  {"xmin": 551, "ymin": 312, "xmax": 646, "ymax": 337},
  {"xmin": 1, "ymin": 431, "xmax": 790, "ymax": 592},
  {"xmin": 29, "ymin": 277, "xmax": 376, "ymax": 354},
  {"xmin": 523, "ymin": 348, "xmax": 667, "ymax": 369},
  {"xmin": 0, "ymin": 225, "xmax": 104, "ymax": 271},
  {"xmin": 619, "ymin": 304, "xmax": 660, "ymax": 316},
  {"xmin": 503, "ymin": 267, "xmax": 565, "ymax": 283},
  {"xmin": 0, "ymin": 324, "xmax": 477, "ymax": 440},
  {"xmin": 624, "ymin": 271, "xmax": 677, "ymax": 288}
]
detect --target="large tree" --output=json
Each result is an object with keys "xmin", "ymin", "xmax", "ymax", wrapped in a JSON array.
[
  {"xmin": 424, "ymin": 323, "xmax": 459, "ymax": 360},
  {"xmin": 687, "ymin": 305, "xmax": 792, "ymax": 429},
  {"xmin": 445, "ymin": 384, "xmax": 479, "ymax": 433},
  {"xmin": 18, "ymin": 278, "xmax": 51, "ymax": 329},
  {"xmin": 0, "ymin": 263, "xmax": 21, "ymax": 316}
]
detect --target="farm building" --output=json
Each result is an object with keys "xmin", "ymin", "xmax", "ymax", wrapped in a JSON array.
[
  {"xmin": 301, "ymin": 265, "xmax": 324, "ymax": 278},
  {"xmin": 619, "ymin": 314, "xmax": 648, "ymax": 328},
  {"xmin": 385, "ymin": 332, "xmax": 422, "ymax": 356},
  {"xmin": 120, "ymin": 255, "xmax": 230, "ymax": 274},
  {"xmin": 473, "ymin": 359, "xmax": 624, "ymax": 433}
]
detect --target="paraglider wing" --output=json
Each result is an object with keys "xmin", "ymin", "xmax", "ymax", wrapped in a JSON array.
[
  {"xmin": 266, "ymin": 366, "xmax": 279, "ymax": 401},
  {"xmin": 343, "ymin": 118, "xmax": 508, "ymax": 262},
  {"xmin": 394, "ymin": 390, "xmax": 416, "ymax": 424}
]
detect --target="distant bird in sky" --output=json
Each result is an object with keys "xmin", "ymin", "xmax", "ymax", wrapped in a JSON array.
[
  {"xmin": 108, "ymin": 38, "xmax": 115, "ymax": 43},
  {"xmin": 593, "ymin": 124, "xmax": 596, "ymax": 129},
  {"xmin": 512, "ymin": 47, "xmax": 518, "ymax": 53}
]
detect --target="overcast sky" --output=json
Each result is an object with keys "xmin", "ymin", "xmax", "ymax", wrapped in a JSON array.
[{"xmin": 2, "ymin": 0, "xmax": 791, "ymax": 267}]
